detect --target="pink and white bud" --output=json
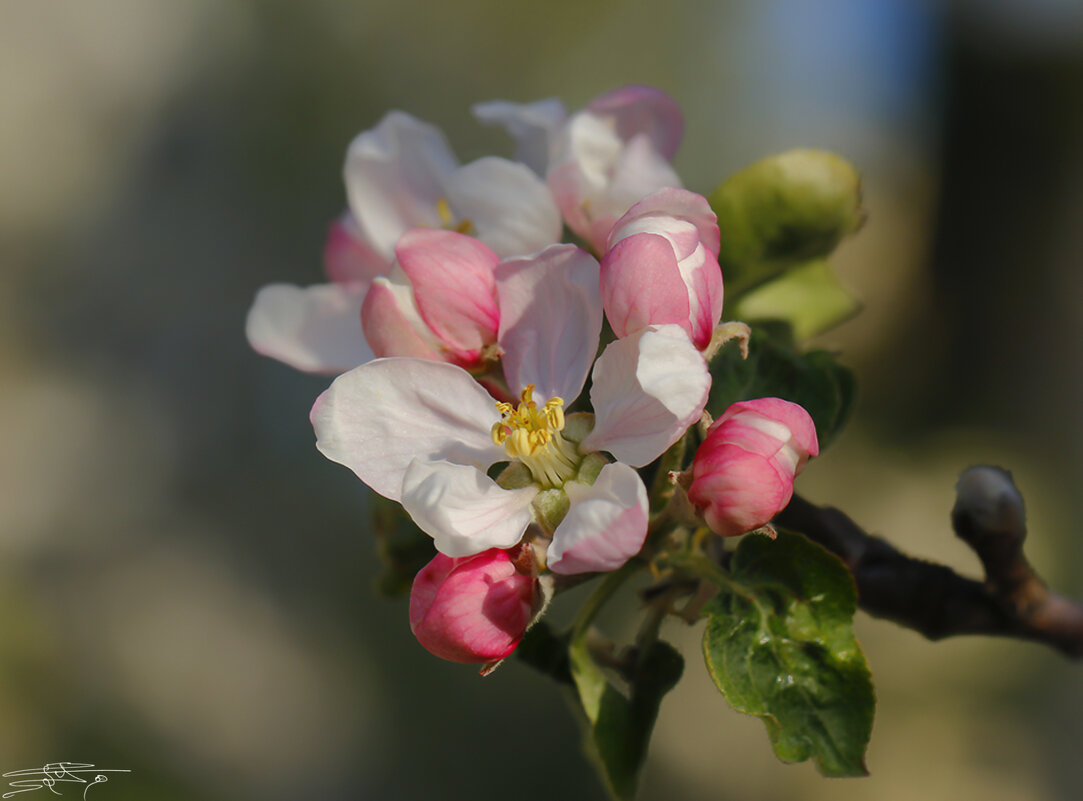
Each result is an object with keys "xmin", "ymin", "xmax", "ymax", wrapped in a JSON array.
[
  {"xmin": 601, "ymin": 189, "xmax": 723, "ymax": 350},
  {"xmin": 409, "ymin": 546, "xmax": 536, "ymax": 664},
  {"xmin": 688, "ymin": 398, "xmax": 819, "ymax": 537}
]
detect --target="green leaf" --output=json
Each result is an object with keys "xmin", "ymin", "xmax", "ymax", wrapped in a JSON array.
[
  {"xmin": 709, "ymin": 150, "xmax": 864, "ymax": 298},
  {"xmin": 708, "ymin": 325, "xmax": 856, "ymax": 449},
  {"xmin": 733, "ymin": 259, "xmax": 861, "ymax": 340},
  {"xmin": 569, "ymin": 636, "xmax": 684, "ymax": 800},
  {"xmin": 702, "ymin": 531, "xmax": 874, "ymax": 776}
]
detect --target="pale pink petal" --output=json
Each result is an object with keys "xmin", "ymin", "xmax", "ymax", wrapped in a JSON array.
[
  {"xmin": 361, "ymin": 277, "xmax": 442, "ymax": 360},
  {"xmin": 600, "ymin": 233, "xmax": 690, "ymax": 340},
  {"xmin": 471, "ymin": 98, "xmax": 567, "ymax": 175},
  {"xmin": 445, "ymin": 157, "xmax": 562, "ymax": 257},
  {"xmin": 582, "ymin": 326, "xmax": 710, "ymax": 467},
  {"xmin": 601, "ymin": 134, "xmax": 683, "ymax": 240},
  {"xmin": 547, "ymin": 463, "xmax": 648, "ymax": 575},
  {"xmin": 586, "ymin": 85, "xmax": 684, "ymax": 160},
  {"xmin": 401, "ymin": 460, "xmax": 538, "ymax": 557},
  {"xmin": 495, "ymin": 244, "xmax": 602, "ymax": 403},
  {"xmin": 410, "ymin": 550, "xmax": 534, "ymax": 663},
  {"xmin": 547, "ymin": 112, "xmax": 623, "ymax": 249},
  {"xmin": 680, "ymin": 248, "xmax": 724, "ymax": 350},
  {"xmin": 549, "ymin": 115, "xmax": 682, "ymax": 254},
  {"xmin": 310, "ymin": 358, "xmax": 506, "ymax": 501},
  {"xmin": 395, "ymin": 229, "xmax": 500, "ymax": 361},
  {"xmin": 344, "ymin": 111, "xmax": 458, "ymax": 260},
  {"xmin": 246, "ymin": 282, "xmax": 372, "ymax": 374},
  {"xmin": 323, "ymin": 213, "xmax": 389, "ymax": 284}
]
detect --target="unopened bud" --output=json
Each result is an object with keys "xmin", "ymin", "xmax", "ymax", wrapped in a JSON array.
[
  {"xmin": 952, "ymin": 466, "xmax": 1027, "ymax": 577},
  {"xmin": 688, "ymin": 398, "xmax": 819, "ymax": 537},
  {"xmin": 409, "ymin": 546, "xmax": 537, "ymax": 664},
  {"xmin": 601, "ymin": 188, "xmax": 723, "ymax": 349},
  {"xmin": 709, "ymin": 149, "xmax": 863, "ymax": 292}
]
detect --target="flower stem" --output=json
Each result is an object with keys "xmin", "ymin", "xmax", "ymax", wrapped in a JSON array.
[
  {"xmin": 656, "ymin": 549, "xmax": 756, "ymax": 604},
  {"xmin": 570, "ymin": 559, "xmax": 643, "ymax": 644}
]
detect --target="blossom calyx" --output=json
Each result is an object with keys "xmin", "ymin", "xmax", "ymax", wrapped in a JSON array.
[
  {"xmin": 688, "ymin": 398, "xmax": 819, "ymax": 537},
  {"xmin": 409, "ymin": 545, "xmax": 537, "ymax": 664}
]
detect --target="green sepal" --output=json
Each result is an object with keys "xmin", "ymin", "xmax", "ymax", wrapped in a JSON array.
[
  {"xmin": 370, "ymin": 495, "xmax": 435, "ymax": 598},
  {"xmin": 649, "ymin": 434, "xmax": 689, "ymax": 513},
  {"xmin": 733, "ymin": 259, "xmax": 861, "ymax": 341},
  {"xmin": 701, "ymin": 531, "xmax": 874, "ymax": 777},
  {"xmin": 708, "ymin": 324, "xmax": 856, "ymax": 449},
  {"xmin": 575, "ymin": 452, "xmax": 608, "ymax": 487},
  {"xmin": 709, "ymin": 149, "xmax": 864, "ymax": 297},
  {"xmin": 563, "ymin": 411, "xmax": 596, "ymax": 444},
  {"xmin": 496, "ymin": 461, "xmax": 534, "ymax": 489},
  {"xmin": 533, "ymin": 488, "xmax": 570, "ymax": 535}
]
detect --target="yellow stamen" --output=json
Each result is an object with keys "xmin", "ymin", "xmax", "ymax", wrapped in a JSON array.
[
  {"xmin": 436, "ymin": 197, "xmax": 455, "ymax": 228},
  {"xmin": 491, "ymin": 385, "xmax": 581, "ymax": 488},
  {"xmin": 435, "ymin": 197, "xmax": 476, "ymax": 236}
]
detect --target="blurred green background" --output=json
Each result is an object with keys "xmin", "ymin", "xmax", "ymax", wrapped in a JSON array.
[{"xmin": 2, "ymin": 1, "xmax": 1082, "ymax": 799}]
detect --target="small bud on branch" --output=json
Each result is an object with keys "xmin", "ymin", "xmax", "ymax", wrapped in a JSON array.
[{"xmin": 776, "ymin": 466, "xmax": 1083, "ymax": 658}]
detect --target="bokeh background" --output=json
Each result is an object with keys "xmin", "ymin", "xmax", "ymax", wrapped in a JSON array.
[{"xmin": 3, "ymin": 1, "xmax": 1083, "ymax": 799}]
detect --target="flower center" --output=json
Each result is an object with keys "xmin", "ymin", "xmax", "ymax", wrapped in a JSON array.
[
  {"xmin": 491, "ymin": 385, "xmax": 580, "ymax": 488},
  {"xmin": 436, "ymin": 197, "xmax": 475, "ymax": 236}
]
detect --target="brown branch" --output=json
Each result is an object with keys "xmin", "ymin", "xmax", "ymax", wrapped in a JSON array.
[{"xmin": 774, "ymin": 466, "xmax": 1083, "ymax": 659}]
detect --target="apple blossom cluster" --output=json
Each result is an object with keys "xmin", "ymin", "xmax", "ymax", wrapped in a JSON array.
[{"xmin": 246, "ymin": 86, "xmax": 818, "ymax": 666}]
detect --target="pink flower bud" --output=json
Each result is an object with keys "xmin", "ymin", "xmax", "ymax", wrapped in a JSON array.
[
  {"xmin": 688, "ymin": 398, "xmax": 819, "ymax": 537},
  {"xmin": 409, "ymin": 546, "xmax": 536, "ymax": 664},
  {"xmin": 601, "ymin": 189, "xmax": 723, "ymax": 349}
]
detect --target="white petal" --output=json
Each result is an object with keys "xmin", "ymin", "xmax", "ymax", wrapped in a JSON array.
[
  {"xmin": 547, "ymin": 463, "xmax": 648, "ymax": 575},
  {"xmin": 556, "ymin": 112, "xmax": 622, "ymax": 193},
  {"xmin": 344, "ymin": 111, "xmax": 459, "ymax": 260},
  {"xmin": 472, "ymin": 98, "xmax": 567, "ymax": 175},
  {"xmin": 401, "ymin": 459, "xmax": 537, "ymax": 557},
  {"xmin": 311, "ymin": 358, "xmax": 506, "ymax": 500},
  {"xmin": 604, "ymin": 133, "xmax": 683, "ymax": 219},
  {"xmin": 445, "ymin": 157, "xmax": 562, "ymax": 258},
  {"xmin": 495, "ymin": 245, "xmax": 602, "ymax": 402},
  {"xmin": 548, "ymin": 114, "xmax": 681, "ymax": 252},
  {"xmin": 246, "ymin": 283, "xmax": 372, "ymax": 374},
  {"xmin": 581, "ymin": 325, "xmax": 710, "ymax": 467}
]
